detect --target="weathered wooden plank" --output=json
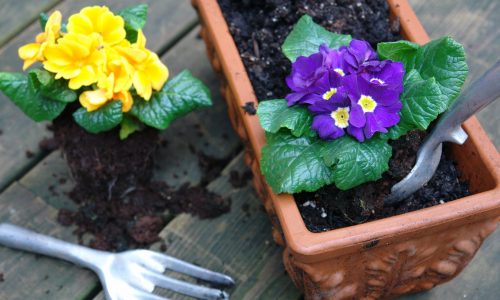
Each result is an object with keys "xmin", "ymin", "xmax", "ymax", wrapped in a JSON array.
[
  {"xmin": 0, "ymin": 0, "xmax": 198, "ymax": 192},
  {"xmin": 408, "ymin": 0, "xmax": 499, "ymax": 149},
  {"xmin": 153, "ymin": 27, "xmax": 240, "ymax": 187},
  {"xmin": 0, "ymin": 0, "xmax": 61, "ymax": 46},
  {"xmin": 0, "ymin": 182, "xmax": 98, "ymax": 300},
  {"xmin": 94, "ymin": 153, "xmax": 301, "ymax": 300}
]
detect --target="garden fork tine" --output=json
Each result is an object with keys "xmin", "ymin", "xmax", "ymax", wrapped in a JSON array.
[
  {"xmin": 0, "ymin": 223, "xmax": 234, "ymax": 300},
  {"xmin": 138, "ymin": 250, "xmax": 235, "ymax": 286}
]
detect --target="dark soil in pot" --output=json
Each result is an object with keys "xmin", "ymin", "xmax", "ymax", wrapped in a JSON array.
[
  {"xmin": 52, "ymin": 107, "xmax": 231, "ymax": 251},
  {"xmin": 218, "ymin": 0, "xmax": 470, "ymax": 232}
]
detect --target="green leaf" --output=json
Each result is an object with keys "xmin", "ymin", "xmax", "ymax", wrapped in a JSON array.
[
  {"xmin": 0, "ymin": 72, "xmax": 66, "ymax": 121},
  {"xmin": 257, "ymin": 99, "xmax": 314, "ymax": 137},
  {"xmin": 413, "ymin": 36, "xmax": 468, "ymax": 107},
  {"xmin": 28, "ymin": 69, "xmax": 77, "ymax": 103},
  {"xmin": 118, "ymin": 4, "xmax": 148, "ymax": 43},
  {"xmin": 282, "ymin": 15, "xmax": 351, "ymax": 62},
  {"xmin": 39, "ymin": 12, "xmax": 48, "ymax": 30},
  {"xmin": 387, "ymin": 70, "xmax": 446, "ymax": 139},
  {"xmin": 320, "ymin": 136, "xmax": 392, "ymax": 190},
  {"xmin": 119, "ymin": 115, "xmax": 142, "ymax": 140},
  {"xmin": 131, "ymin": 70, "xmax": 212, "ymax": 130},
  {"xmin": 377, "ymin": 40, "xmax": 419, "ymax": 70},
  {"xmin": 73, "ymin": 101, "xmax": 123, "ymax": 134},
  {"xmin": 261, "ymin": 131, "xmax": 335, "ymax": 193}
]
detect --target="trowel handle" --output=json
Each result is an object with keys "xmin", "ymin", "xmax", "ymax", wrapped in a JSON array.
[{"xmin": 431, "ymin": 61, "xmax": 500, "ymax": 145}]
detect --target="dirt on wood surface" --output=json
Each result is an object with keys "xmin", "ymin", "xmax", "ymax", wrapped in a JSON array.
[
  {"xmin": 218, "ymin": 0, "xmax": 470, "ymax": 232},
  {"xmin": 53, "ymin": 107, "xmax": 231, "ymax": 251}
]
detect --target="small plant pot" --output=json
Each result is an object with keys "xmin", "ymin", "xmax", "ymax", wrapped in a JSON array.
[{"xmin": 192, "ymin": 0, "xmax": 500, "ymax": 298}]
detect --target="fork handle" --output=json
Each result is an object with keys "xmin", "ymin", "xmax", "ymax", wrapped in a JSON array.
[{"xmin": 0, "ymin": 223, "xmax": 106, "ymax": 270}]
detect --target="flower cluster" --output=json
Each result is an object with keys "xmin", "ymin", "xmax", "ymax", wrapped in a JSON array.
[
  {"xmin": 286, "ymin": 39, "xmax": 404, "ymax": 142},
  {"xmin": 18, "ymin": 6, "xmax": 168, "ymax": 112}
]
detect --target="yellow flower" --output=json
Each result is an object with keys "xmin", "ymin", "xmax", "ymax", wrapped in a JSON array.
[
  {"xmin": 79, "ymin": 89, "xmax": 108, "ymax": 112},
  {"xmin": 116, "ymin": 30, "xmax": 168, "ymax": 100},
  {"xmin": 43, "ymin": 33, "xmax": 104, "ymax": 90},
  {"xmin": 18, "ymin": 10, "xmax": 62, "ymax": 70},
  {"xmin": 79, "ymin": 72, "xmax": 133, "ymax": 112},
  {"xmin": 104, "ymin": 46, "xmax": 134, "ymax": 93},
  {"xmin": 67, "ymin": 6, "xmax": 126, "ymax": 47},
  {"xmin": 79, "ymin": 89, "xmax": 133, "ymax": 112}
]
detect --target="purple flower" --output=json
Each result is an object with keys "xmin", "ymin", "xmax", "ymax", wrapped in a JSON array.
[
  {"xmin": 284, "ymin": 39, "xmax": 405, "ymax": 142},
  {"xmin": 361, "ymin": 60, "xmax": 405, "ymax": 94},
  {"xmin": 285, "ymin": 51, "xmax": 327, "ymax": 105},
  {"xmin": 343, "ymin": 39, "xmax": 378, "ymax": 73},
  {"xmin": 344, "ymin": 75, "xmax": 402, "ymax": 141},
  {"xmin": 286, "ymin": 67, "xmax": 345, "ymax": 106},
  {"xmin": 309, "ymin": 96, "xmax": 351, "ymax": 139},
  {"xmin": 319, "ymin": 44, "xmax": 348, "ymax": 77}
]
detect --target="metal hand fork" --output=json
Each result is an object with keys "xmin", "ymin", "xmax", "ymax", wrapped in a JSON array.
[
  {"xmin": 0, "ymin": 223, "xmax": 234, "ymax": 300},
  {"xmin": 385, "ymin": 61, "xmax": 500, "ymax": 205}
]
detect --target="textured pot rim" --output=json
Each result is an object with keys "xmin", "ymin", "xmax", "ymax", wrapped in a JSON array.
[{"xmin": 195, "ymin": 0, "xmax": 500, "ymax": 263}]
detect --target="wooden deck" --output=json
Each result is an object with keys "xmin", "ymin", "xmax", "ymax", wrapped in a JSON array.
[{"xmin": 0, "ymin": 1, "xmax": 498, "ymax": 299}]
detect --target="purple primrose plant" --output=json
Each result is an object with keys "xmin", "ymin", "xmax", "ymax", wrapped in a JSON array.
[
  {"xmin": 257, "ymin": 15, "xmax": 468, "ymax": 194},
  {"xmin": 286, "ymin": 40, "xmax": 405, "ymax": 142}
]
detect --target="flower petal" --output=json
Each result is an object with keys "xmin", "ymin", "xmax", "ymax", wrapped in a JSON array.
[
  {"xmin": 349, "ymin": 104, "xmax": 366, "ymax": 127},
  {"xmin": 312, "ymin": 114, "xmax": 344, "ymax": 140}
]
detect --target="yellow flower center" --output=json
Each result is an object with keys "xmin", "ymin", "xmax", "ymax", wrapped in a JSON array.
[
  {"xmin": 330, "ymin": 107, "xmax": 350, "ymax": 128},
  {"xmin": 358, "ymin": 95, "xmax": 377, "ymax": 113},
  {"xmin": 322, "ymin": 87, "xmax": 337, "ymax": 100},
  {"xmin": 334, "ymin": 68, "xmax": 345, "ymax": 76}
]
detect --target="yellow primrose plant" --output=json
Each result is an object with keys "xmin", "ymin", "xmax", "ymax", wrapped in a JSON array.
[{"xmin": 0, "ymin": 5, "xmax": 212, "ymax": 139}]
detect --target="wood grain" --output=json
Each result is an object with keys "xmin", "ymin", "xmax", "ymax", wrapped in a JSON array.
[
  {"xmin": 0, "ymin": 183, "xmax": 98, "ymax": 300},
  {"xmin": 0, "ymin": 0, "xmax": 61, "ymax": 46}
]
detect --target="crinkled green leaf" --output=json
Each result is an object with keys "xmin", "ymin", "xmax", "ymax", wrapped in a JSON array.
[
  {"xmin": 378, "ymin": 37, "xmax": 467, "ymax": 139},
  {"xmin": 413, "ymin": 37, "xmax": 468, "ymax": 107},
  {"xmin": 73, "ymin": 101, "xmax": 123, "ymax": 134},
  {"xmin": 282, "ymin": 15, "xmax": 351, "ymax": 62},
  {"xmin": 118, "ymin": 4, "xmax": 148, "ymax": 43},
  {"xmin": 0, "ymin": 72, "xmax": 66, "ymax": 121},
  {"xmin": 131, "ymin": 70, "xmax": 212, "ymax": 130},
  {"xmin": 257, "ymin": 99, "xmax": 314, "ymax": 137},
  {"xmin": 320, "ymin": 136, "xmax": 392, "ymax": 190},
  {"xmin": 377, "ymin": 40, "xmax": 419, "ymax": 71},
  {"xmin": 261, "ymin": 131, "xmax": 335, "ymax": 193},
  {"xmin": 386, "ymin": 70, "xmax": 446, "ymax": 139},
  {"xmin": 28, "ymin": 69, "xmax": 77, "ymax": 103},
  {"xmin": 119, "ymin": 115, "xmax": 142, "ymax": 140}
]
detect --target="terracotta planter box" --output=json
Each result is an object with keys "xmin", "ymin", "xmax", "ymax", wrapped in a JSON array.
[{"xmin": 192, "ymin": 0, "xmax": 500, "ymax": 298}]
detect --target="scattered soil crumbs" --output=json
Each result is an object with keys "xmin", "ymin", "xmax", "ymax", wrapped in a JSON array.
[
  {"xmin": 25, "ymin": 150, "xmax": 34, "ymax": 158},
  {"xmin": 295, "ymin": 131, "xmax": 470, "ymax": 232},
  {"xmin": 39, "ymin": 137, "xmax": 59, "ymax": 152},
  {"xmin": 0, "ymin": 273, "xmax": 4, "ymax": 283},
  {"xmin": 0, "ymin": 129, "xmax": 3, "ymax": 136},
  {"xmin": 219, "ymin": 0, "xmax": 470, "ymax": 232},
  {"xmin": 218, "ymin": 0, "xmax": 401, "ymax": 101},
  {"xmin": 229, "ymin": 170, "xmax": 253, "ymax": 188},
  {"xmin": 53, "ymin": 107, "xmax": 232, "ymax": 251},
  {"xmin": 241, "ymin": 101, "xmax": 257, "ymax": 115}
]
